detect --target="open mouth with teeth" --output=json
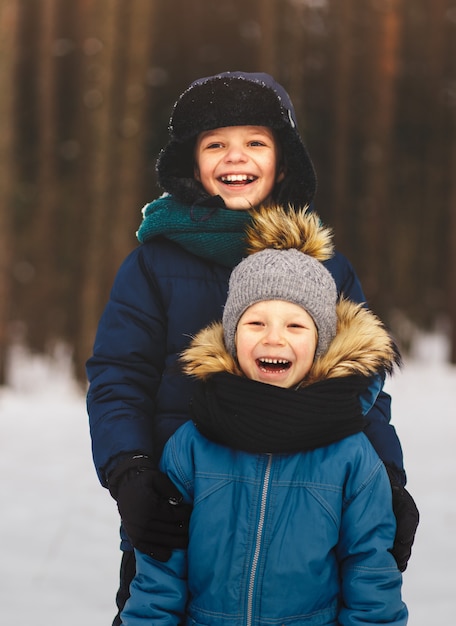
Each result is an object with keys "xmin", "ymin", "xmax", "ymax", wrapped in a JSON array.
[
  {"xmin": 257, "ymin": 358, "xmax": 292, "ymax": 373},
  {"xmin": 220, "ymin": 174, "xmax": 256, "ymax": 185}
]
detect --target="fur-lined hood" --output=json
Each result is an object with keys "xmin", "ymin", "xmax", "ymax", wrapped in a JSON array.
[
  {"xmin": 180, "ymin": 205, "xmax": 400, "ymax": 385},
  {"xmin": 180, "ymin": 298, "xmax": 400, "ymax": 386}
]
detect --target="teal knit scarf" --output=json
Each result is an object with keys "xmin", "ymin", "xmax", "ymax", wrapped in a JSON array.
[{"xmin": 137, "ymin": 195, "xmax": 253, "ymax": 268}]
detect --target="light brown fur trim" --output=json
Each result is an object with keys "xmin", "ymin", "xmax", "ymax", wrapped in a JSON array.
[
  {"xmin": 180, "ymin": 323, "xmax": 242, "ymax": 380},
  {"xmin": 303, "ymin": 299, "xmax": 400, "ymax": 386},
  {"xmin": 245, "ymin": 205, "xmax": 334, "ymax": 261},
  {"xmin": 180, "ymin": 299, "xmax": 399, "ymax": 384}
]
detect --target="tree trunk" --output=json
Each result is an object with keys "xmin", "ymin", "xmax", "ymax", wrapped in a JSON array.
[
  {"xmin": 25, "ymin": 0, "xmax": 61, "ymax": 352},
  {"xmin": 0, "ymin": 0, "xmax": 19, "ymax": 384},
  {"xmin": 328, "ymin": 0, "xmax": 355, "ymax": 241},
  {"xmin": 446, "ymin": 0, "xmax": 456, "ymax": 363},
  {"xmin": 73, "ymin": 0, "xmax": 121, "ymax": 380},
  {"xmin": 257, "ymin": 0, "xmax": 280, "ymax": 77},
  {"xmin": 418, "ymin": 0, "xmax": 451, "ymax": 329},
  {"xmin": 104, "ymin": 0, "xmax": 158, "ymax": 268},
  {"xmin": 358, "ymin": 0, "xmax": 401, "ymax": 311},
  {"xmin": 74, "ymin": 0, "xmax": 158, "ymax": 381}
]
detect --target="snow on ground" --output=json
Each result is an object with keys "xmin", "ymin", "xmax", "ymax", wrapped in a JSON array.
[{"xmin": 1, "ymin": 336, "xmax": 455, "ymax": 625}]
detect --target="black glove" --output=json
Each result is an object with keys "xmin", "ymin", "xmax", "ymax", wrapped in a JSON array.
[
  {"xmin": 108, "ymin": 455, "xmax": 192, "ymax": 561},
  {"xmin": 386, "ymin": 466, "xmax": 419, "ymax": 572}
]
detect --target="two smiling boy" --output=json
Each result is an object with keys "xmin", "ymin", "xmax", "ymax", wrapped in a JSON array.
[{"xmin": 86, "ymin": 72, "xmax": 417, "ymax": 625}]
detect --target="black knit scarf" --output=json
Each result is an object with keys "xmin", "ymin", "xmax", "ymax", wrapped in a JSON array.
[{"xmin": 190, "ymin": 372, "xmax": 368, "ymax": 454}]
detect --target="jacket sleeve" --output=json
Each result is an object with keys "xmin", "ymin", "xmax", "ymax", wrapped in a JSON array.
[
  {"xmin": 121, "ymin": 548, "xmax": 188, "ymax": 626},
  {"xmin": 324, "ymin": 251, "xmax": 405, "ymax": 484},
  {"xmin": 336, "ymin": 449, "xmax": 408, "ymax": 626},
  {"xmin": 86, "ymin": 245, "xmax": 166, "ymax": 485}
]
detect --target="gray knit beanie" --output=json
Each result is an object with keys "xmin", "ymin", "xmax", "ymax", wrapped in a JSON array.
[{"xmin": 223, "ymin": 247, "xmax": 338, "ymax": 359}]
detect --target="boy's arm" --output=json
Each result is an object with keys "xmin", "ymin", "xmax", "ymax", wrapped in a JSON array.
[
  {"xmin": 362, "ymin": 389, "xmax": 405, "ymax": 483},
  {"xmin": 86, "ymin": 246, "xmax": 165, "ymax": 484},
  {"xmin": 324, "ymin": 250, "xmax": 419, "ymax": 572},
  {"xmin": 121, "ymin": 548, "xmax": 188, "ymax": 626},
  {"xmin": 337, "ymin": 455, "xmax": 408, "ymax": 626},
  {"xmin": 86, "ymin": 246, "xmax": 191, "ymax": 558}
]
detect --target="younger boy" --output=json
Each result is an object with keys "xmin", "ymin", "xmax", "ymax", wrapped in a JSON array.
[{"xmin": 120, "ymin": 206, "xmax": 408, "ymax": 626}]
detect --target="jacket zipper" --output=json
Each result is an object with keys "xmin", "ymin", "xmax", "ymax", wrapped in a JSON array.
[{"xmin": 246, "ymin": 454, "xmax": 273, "ymax": 626}]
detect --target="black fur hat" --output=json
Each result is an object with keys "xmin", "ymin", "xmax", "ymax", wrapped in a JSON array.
[{"xmin": 156, "ymin": 71, "xmax": 317, "ymax": 208}]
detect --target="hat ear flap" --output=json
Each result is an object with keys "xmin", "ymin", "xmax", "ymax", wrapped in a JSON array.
[
  {"xmin": 272, "ymin": 126, "xmax": 317, "ymax": 208},
  {"xmin": 275, "ymin": 166, "xmax": 286, "ymax": 184},
  {"xmin": 156, "ymin": 140, "xmax": 208, "ymax": 205}
]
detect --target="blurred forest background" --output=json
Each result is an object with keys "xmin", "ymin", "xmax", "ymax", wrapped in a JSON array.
[{"xmin": 0, "ymin": 0, "xmax": 455, "ymax": 385}]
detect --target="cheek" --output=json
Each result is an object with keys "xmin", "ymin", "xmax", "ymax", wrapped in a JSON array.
[
  {"xmin": 194, "ymin": 149, "xmax": 212, "ymax": 184},
  {"xmin": 194, "ymin": 159, "xmax": 217, "ymax": 191},
  {"xmin": 298, "ymin": 340, "xmax": 317, "ymax": 367},
  {"xmin": 235, "ymin": 336, "xmax": 254, "ymax": 369},
  {"xmin": 264, "ymin": 158, "xmax": 282, "ymax": 190}
]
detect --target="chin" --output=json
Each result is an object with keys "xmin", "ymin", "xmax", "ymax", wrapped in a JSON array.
[{"xmin": 223, "ymin": 199, "xmax": 252, "ymax": 210}]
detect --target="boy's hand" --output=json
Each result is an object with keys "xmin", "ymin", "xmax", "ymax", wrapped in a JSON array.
[
  {"xmin": 108, "ymin": 457, "xmax": 192, "ymax": 561},
  {"xmin": 386, "ymin": 466, "xmax": 419, "ymax": 572}
]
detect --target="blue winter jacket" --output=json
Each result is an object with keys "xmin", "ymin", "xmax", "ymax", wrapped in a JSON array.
[
  {"xmin": 121, "ymin": 425, "xmax": 407, "ymax": 626},
  {"xmin": 86, "ymin": 232, "xmax": 403, "ymax": 488}
]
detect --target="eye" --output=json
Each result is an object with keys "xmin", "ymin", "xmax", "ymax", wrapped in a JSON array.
[
  {"xmin": 205, "ymin": 141, "xmax": 223, "ymax": 149},
  {"xmin": 248, "ymin": 140, "xmax": 266, "ymax": 147},
  {"xmin": 241, "ymin": 319, "xmax": 264, "ymax": 328}
]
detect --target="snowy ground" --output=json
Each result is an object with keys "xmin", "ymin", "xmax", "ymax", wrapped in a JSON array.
[{"xmin": 1, "ymin": 335, "xmax": 455, "ymax": 625}]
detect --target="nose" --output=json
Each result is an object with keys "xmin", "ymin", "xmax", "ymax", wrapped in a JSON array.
[
  {"xmin": 224, "ymin": 142, "xmax": 247, "ymax": 163},
  {"xmin": 262, "ymin": 325, "xmax": 285, "ymax": 345}
]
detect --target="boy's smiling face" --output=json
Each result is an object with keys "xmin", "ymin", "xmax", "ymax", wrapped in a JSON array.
[
  {"xmin": 235, "ymin": 300, "xmax": 318, "ymax": 388},
  {"xmin": 194, "ymin": 125, "xmax": 284, "ymax": 210}
]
